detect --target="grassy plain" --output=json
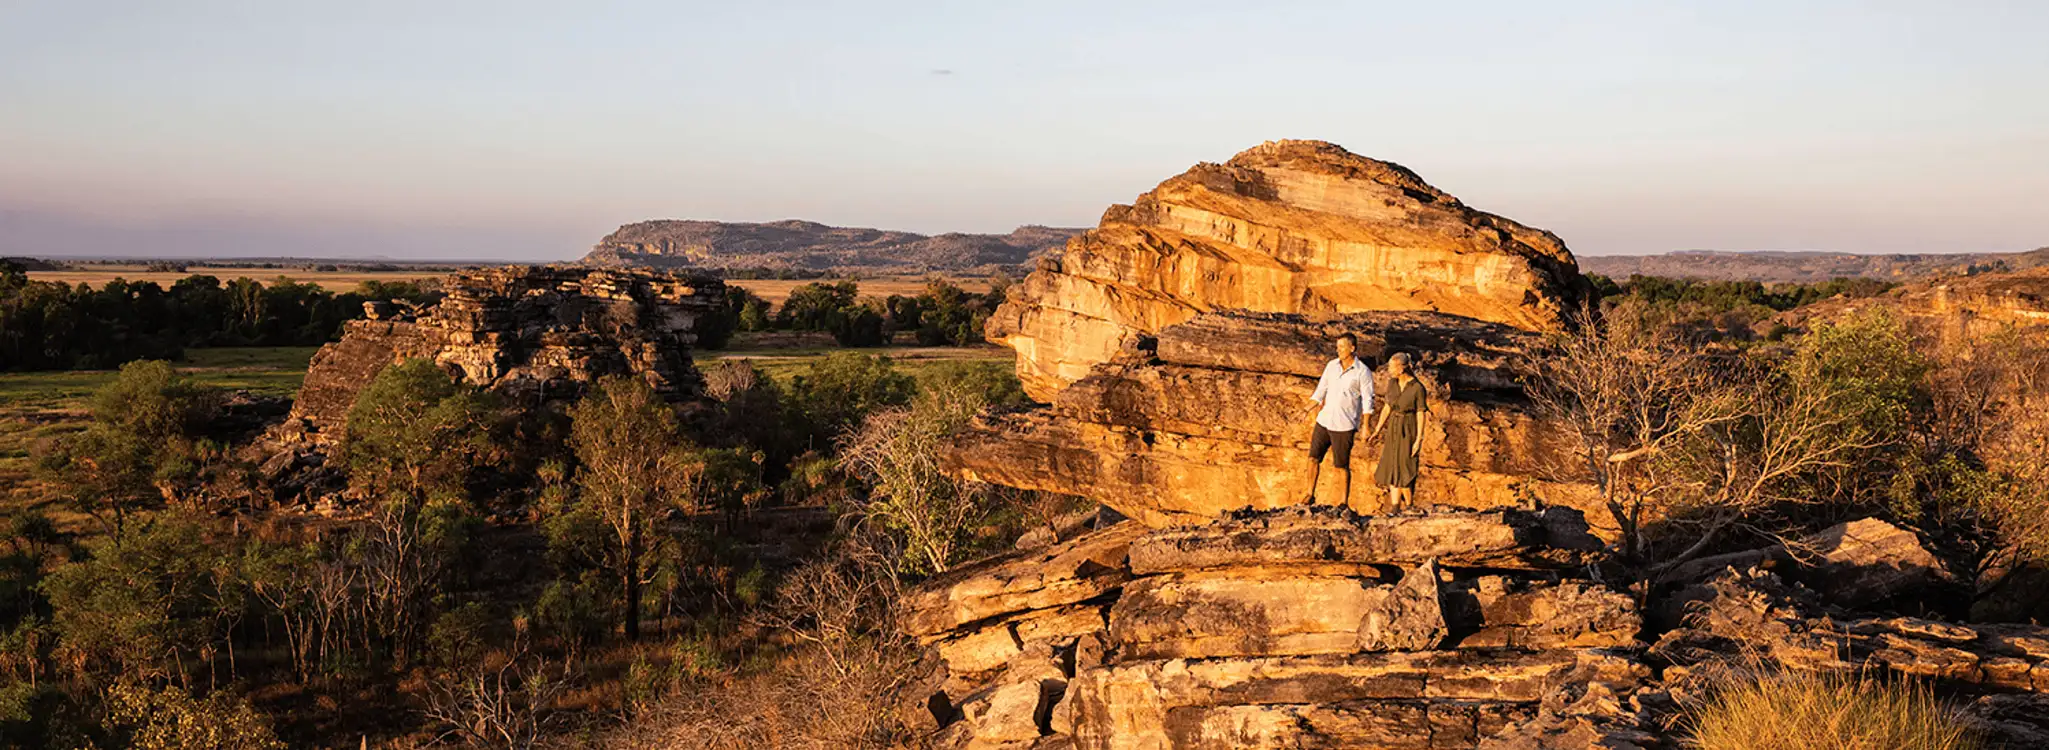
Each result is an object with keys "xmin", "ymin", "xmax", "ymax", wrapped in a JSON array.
[{"xmin": 0, "ymin": 347, "xmax": 318, "ymax": 524}]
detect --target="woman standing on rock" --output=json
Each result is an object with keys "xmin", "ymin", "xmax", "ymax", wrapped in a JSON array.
[{"xmin": 1368, "ymin": 351, "xmax": 1430, "ymax": 512}]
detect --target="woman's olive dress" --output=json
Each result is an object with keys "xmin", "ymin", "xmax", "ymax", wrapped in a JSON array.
[{"xmin": 1374, "ymin": 378, "xmax": 1429, "ymax": 489}]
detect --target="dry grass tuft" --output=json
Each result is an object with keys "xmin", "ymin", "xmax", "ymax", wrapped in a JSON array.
[{"xmin": 1685, "ymin": 670, "xmax": 1983, "ymax": 750}]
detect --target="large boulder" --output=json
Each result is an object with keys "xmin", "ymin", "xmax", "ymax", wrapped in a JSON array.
[
  {"xmin": 1662, "ymin": 517, "xmax": 1957, "ymax": 611},
  {"xmin": 990, "ymin": 140, "xmax": 1590, "ymax": 401}
]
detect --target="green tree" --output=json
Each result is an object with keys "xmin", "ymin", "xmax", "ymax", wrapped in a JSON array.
[
  {"xmin": 32, "ymin": 361, "xmax": 219, "ymax": 536},
  {"xmin": 42, "ymin": 513, "xmax": 238, "ymax": 689},
  {"xmin": 340, "ymin": 360, "xmax": 502, "ymax": 662},
  {"xmin": 569, "ymin": 377, "xmax": 705, "ymax": 640},
  {"xmin": 775, "ymin": 281, "xmax": 859, "ymax": 331},
  {"xmin": 840, "ymin": 381, "xmax": 992, "ymax": 576},
  {"xmin": 103, "ymin": 681, "xmax": 284, "ymax": 750},
  {"xmin": 342, "ymin": 359, "xmax": 502, "ymax": 505},
  {"xmin": 786, "ymin": 352, "xmax": 916, "ymax": 445}
]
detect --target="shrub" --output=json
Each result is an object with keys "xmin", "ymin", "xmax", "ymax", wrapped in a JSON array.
[
  {"xmin": 103, "ymin": 682, "xmax": 284, "ymax": 750},
  {"xmin": 1685, "ymin": 670, "xmax": 1981, "ymax": 750}
]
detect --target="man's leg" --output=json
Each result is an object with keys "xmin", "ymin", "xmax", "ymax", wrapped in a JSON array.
[
  {"xmin": 1304, "ymin": 425, "xmax": 1330, "ymax": 503},
  {"xmin": 1331, "ymin": 429, "xmax": 1355, "ymax": 508},
  {"xmin": 1304, "ymin": 458, "xmax": 1322, "ymax": 503}
]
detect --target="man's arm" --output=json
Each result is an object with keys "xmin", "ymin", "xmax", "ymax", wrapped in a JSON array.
[
  {"xmin": 1357, "ymin": 371, "xmax": 1373, "ymax": 422},
  {"xmin": 1308, "ymin": 368, "xmax": 1330, "ymax": 415}
]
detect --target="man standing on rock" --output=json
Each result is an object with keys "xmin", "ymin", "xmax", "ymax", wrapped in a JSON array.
[{"xmin": 1302, "ymin": 332, "xmax": 1373, "ymax": 508}]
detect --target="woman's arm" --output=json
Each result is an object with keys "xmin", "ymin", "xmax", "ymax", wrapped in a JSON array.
[
  {"xmin": 1368, "ymin": 402, "xmax": 1389, "ymax": 437},
  {"xmin": 1412, "ymin": 390, "xmax": 1429, "ymax": 457}
]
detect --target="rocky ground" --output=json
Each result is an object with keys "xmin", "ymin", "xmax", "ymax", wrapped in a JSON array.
[{"xmin": 900, "ymin": 506, "xmax": 2049, "ymax": 749}]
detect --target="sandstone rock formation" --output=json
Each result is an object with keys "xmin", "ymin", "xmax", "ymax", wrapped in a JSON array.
[
  {"xmin": 286, "ymin": 266, "xmax": 726, "ymax": 443},
  {"xmin": 947, "ymin": 310, "xmax": 1601, "ymax": 527},
  {"xmin": 902, "ymin": 506, "xmax": 1647, "ymax": 750},
  {"xmin": 989, "ymin": 140, "xmax": 1589, "ymax": 400},
  {"xmin": 948, "ymin": 141, "xmax": 1601, "ymax": 528},
  {"xmin": 583, "ymin": 219, "xmax": 1082, "ymax": 272}
]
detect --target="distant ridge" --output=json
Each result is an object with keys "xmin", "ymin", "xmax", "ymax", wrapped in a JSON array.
[
  {"xmin": 581, "ymin": 220, "xmax": 1085, "ymax": 273},
  {"xmin": 1582, "ymin": 248, "xmax": 2049, "ymax": 283}
]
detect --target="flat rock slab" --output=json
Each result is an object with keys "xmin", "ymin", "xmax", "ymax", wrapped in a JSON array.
[
  {"xmin": 903, "ymin": 522, "xmax": 1145, "ymax": 639},
  {"xmin": 1128, "ymin": 505, "xmax": 1602, "ymax": 574},
  {"xmin": 1108, "ymin": 561, "xmax": 1449, "ymax": 660},
  {"xmin": 1165, "ymin": 700, "xmax": 1535, "ymax": 750}
]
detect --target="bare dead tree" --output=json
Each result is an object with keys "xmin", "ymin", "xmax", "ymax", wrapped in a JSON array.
[
  {"xmin": 1529, "ymin": 302, "xmax": 1907, "ymax": 583},
  {"xmin": 423, "ymin": 625, "xmax": 572, "ymax": 749}
]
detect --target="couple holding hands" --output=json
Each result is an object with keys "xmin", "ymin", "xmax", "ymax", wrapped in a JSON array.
[{"xmin": 1300, "ymin": 332, "xmax": 1430, "ymax": 512}]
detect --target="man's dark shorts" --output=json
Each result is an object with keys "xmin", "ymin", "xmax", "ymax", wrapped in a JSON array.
[{"xmin": 1308, "ymin": 424, "xmax": 1356, "ymax": 465}]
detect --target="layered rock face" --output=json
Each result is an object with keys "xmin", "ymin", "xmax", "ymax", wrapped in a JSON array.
[
  {"xmin": 904, "ymin": 507, "xmax": 2049, "ymax": 749},
  {"xmin": 287, "ymin": 266, "xmax": 725, "ymax": 443},
  {"xmin": 951, "ymin": 141, "xmax": 1599, "ymax": 527},
  {"xmin": 990, "ymin": 140, "xmax": 1589, "ymax": 401},
  {"xmin": 948, "ymin": 310, "xmax": 1600, "ymax": 527},
  {"xmin": 901, "ymin": 506, "xmax": 1650, "ymax": 750}
]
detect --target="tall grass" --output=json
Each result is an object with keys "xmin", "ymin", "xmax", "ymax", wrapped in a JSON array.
[{"xmin": 1685, "ymin": 670, "xmax": 1982, "ymax": 750}]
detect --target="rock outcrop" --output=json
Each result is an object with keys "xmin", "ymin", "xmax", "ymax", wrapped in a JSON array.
[
  {"xmin": 285, "ymin": 266, "xmax": 726, "ymax": 443},
  {"xmin": 903, "ymin": 506, "xmax": 1647, "ymax": 750},
  {"xmin": 1777, "ymin": 265, "xmax": 2049, "ymax": 341},
  {"xmin": 990, "ymin": 140, "xmax": 1589, "ymax": 401},
  {"xmin": 1653, "ymin": 568, "xmax": 2049, "ymax": 694},
  {"xmin": 1660, "ymin": 517, "xmax": 1958, "ymax": 613},
  {"xmin": 949, "ymin": 141, "xmax": 1600, "ymax": 528},
  {"xmin": 947, "ymin": 310, "xmax": 1601, "ymax": 527}
]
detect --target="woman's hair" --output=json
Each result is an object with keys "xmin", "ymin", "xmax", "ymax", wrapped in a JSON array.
[{"xmin": 1388, "ymin": 351, "xmax": 1413, "ymax": 369}]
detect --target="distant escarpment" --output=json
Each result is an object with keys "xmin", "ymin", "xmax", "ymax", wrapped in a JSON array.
[
  {"xmin": 582, "ymin": 220, "xmax": 1083, "ymax": 272},
  {"xmin": 1582, "ymin": 247, "xmax": 2049, "ymax": 284},
  {"xmin": 948, "ymin": 140, "xmax": 1598, "ymax": 527}
]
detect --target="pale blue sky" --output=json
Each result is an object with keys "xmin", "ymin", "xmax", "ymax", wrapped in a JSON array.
[{"xmin": 2, "ymin": 0, "xmax": 2044, "ymax": 260}]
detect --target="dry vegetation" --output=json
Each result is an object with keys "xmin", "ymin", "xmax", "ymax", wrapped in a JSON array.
[{"xmin": 1684, "ymin": 671, "xmax": 1982, "ymax": 750}]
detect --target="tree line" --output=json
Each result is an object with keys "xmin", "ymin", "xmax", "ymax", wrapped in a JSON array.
[
  {"xmin": 0, "ymin": 261, "xmax": 436, "ymax": 371},
  {"xmin": 1, "ymin": 261, "xmax": 1011, "ymax": 372},
  {"xmin": 711, "ymin": 276, "xmax": 1012, "ymax": 348}
]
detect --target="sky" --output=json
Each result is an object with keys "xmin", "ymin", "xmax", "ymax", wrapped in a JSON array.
[{"xmin": 2, "ymin": 0, "xmax": 2045, "ymax": 261}]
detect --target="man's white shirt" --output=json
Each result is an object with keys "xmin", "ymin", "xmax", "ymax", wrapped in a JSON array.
[{"xmin": 1311, "ymin": 357, "xmax": 1373, "ymax": 432}]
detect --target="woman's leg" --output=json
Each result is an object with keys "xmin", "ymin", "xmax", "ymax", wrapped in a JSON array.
[{"xmin": 1385, "ymin": 485, "xmax": 1401, "ymax": 513}]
